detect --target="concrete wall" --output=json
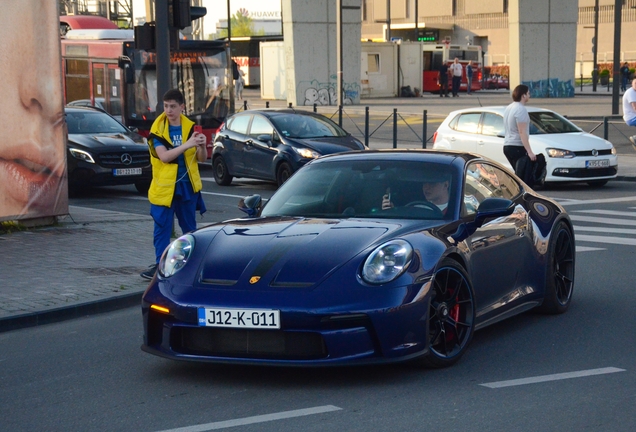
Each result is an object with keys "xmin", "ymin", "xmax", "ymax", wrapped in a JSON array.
[
  {"xmin": 509, "ymin": 0, "xmax": 578, "ymax": 97},
  {"xmin": 283, "ymin": 0, "xmax": 362, "ymax": 106}
]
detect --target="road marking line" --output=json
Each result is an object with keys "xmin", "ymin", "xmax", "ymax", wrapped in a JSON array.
[
  {"xmin": 576, "ymin": 246, "xmax": 606, "ymax": 252},
  {"xmin": 156, "ymin": 405, "xmax": 342, "ymax": 432},
  {"xmin": 569, "ymin": 215, "xmax": 636, "ymax": 226},
  {"xmin": 576, "ymin": 235, "xmax": 636, "ymax": 246},
  {"xmin": 575, "ymin": 225, "xmax": 636, "ymax": 235},
  {"xmin": 573, "ymin": 209, "xmax": 636, "ymax": 217},
  {"xmin": 558, "ymin": 196, "xmax": 636, "ymax": 206},
  {"xmin": 480, "ymin": 367, "xmax": 625, "ymax": 389}
]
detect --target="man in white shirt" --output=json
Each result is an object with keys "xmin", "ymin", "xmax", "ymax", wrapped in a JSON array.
[
  {"xmin": 449, "ymin": 58, "xmax": 463, "ymax": 97},
  {"xmin": 622, "ymin": 78, "xmax": 636, "ymax": 149},
  {"xmin": 503, "ymin": 84, "xmax": 536, "ymax": 176}
]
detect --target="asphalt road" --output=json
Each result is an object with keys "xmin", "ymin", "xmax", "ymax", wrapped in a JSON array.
[{"xmin": 2, "ymin": 180, "xmax": 636, "ymax": 431}]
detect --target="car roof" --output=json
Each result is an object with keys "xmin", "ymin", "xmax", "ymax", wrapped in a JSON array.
[
  {"xmin": 64, "ymin": 106, "xmax": 108, "ymax": 114},
  {"xmin": 447, "ymin": 105, "xmax": 556, "ymax": 117},
  {"xmin": 230, "ymin": 109, "xmax": 327, "ymax": 120},
  {"xmin": 313, "ymin": 148, "xmax": 479, "ymax": 166}
]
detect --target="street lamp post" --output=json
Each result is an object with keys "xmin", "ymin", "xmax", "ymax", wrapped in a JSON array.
[{"xmin": 592, "ymin": 0, "xmax": 599, "ymax": 92}]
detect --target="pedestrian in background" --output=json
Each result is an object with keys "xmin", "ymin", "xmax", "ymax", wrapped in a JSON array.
[
  {"xmin": 235, "ymin": 67, "xmax": 245, "ymax": 101},
  {"xmin": 466, "ymin": 60, "xmax": 474, "ymax": 95},
  {"xmin": 141, "ymin": 89, "xmax": 207, "ymax": 280},
  {"xmin": 438, "ymin": 62, "xmax": 450, "ymax": 97},
  {"xmin": 620, "ymin": 62, "xmax": 631, "ymax": 92},
  {"xmin": 449, "ymin": 58, "xmax": 463, "ymax": 97},
  {"xmin": 503, "ymin": 84, "xmax": 536, "ymax": 177},
  {"xmin": 623, "ymin": 78, "xmax": 636, "ymax": 149}
]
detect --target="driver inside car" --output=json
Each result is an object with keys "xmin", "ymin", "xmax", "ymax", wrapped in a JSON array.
[{"xmin": 382, "ymin": 178, "xmax": 450, "ymax": 214}]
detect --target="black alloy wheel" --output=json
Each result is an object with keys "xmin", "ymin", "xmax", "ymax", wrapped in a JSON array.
[
  {"xmin": 537, "ymin": 221, "xmax": 575, "ymax": 314},
  {"xmin": 419, "ymin": 258, "xmax": 475, "ymax": 368},
  {"xmin": 276, "ymin": 162, "xmax": 292, "ymax": 187},
  {"xmin": 213, "ymin": 156, "xmax": 233, "ymax": 186}
]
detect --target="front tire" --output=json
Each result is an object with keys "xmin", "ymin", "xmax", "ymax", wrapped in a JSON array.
[
  {"xmin": 537, "ymin": 221, "xmax": 575, "ymax": 314},
  {"xmin": 276, "ymin": 162, "xmax": 292, "ymax": 187},
  {"xmin": 213, "ymin": 156, "xmax": 233, "ymax": 186},
  {"xmin": 417, "ymin": 258, "xmax": 475, "ymax": 368}
]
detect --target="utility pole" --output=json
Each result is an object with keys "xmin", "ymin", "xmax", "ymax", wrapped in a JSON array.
[
  {"xmin": 592, "ymin": 0, "xmax": 599, "ymax": 92},
  {"xmin": 337, "ymin": 0, "xmax": 343, "ymax": 107},
  {"xmin": 155, "ymin": 0, "xmax": 171, "ymax": 113},
  {"xmin": 611, "ymin": 0, "xmax": 622, "ymax": 114}
]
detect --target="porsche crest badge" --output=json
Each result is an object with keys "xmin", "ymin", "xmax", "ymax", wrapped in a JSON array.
[{"xmin": 249, "ymin": 276, "xmax": 261, "ymax": 284}]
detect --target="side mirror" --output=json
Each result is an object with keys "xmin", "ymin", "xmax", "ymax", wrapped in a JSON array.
[
  {"xmin": 238, "ymin": 194, "xmax": 262, "ymax": 218},
  {"xmin": 118, "ymin": 56, "xmax": 134, "ymax": 84},
  {"xmin": 257, "ymin": 134, "xmax": 273, "ymax": 144},
  {"xmin": 451, "ymin": 198, "xmax": 514, "ymax": 242}
]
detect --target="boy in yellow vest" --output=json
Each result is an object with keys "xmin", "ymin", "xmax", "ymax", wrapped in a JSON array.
[{"xmin": 141, "ymin": 89, "xmax": 207, "ymax": 279}]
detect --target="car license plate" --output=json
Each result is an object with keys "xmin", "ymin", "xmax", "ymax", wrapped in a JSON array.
[
  {"xmin": 586, "ymin": 159, "xmax": 609, "ymax": 169},
  {"xmin": 198, "ymin": 307, "xmax": 281, "ymax": 329},
  {"xmin": 113, "ymin": 167, "xmax": 142, "ymax": 176}
]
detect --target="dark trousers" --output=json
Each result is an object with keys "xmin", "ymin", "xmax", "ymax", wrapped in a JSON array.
[
  {"xmin": 452, "ymin": 76, "xmax": 461, "ymax": 96},
  {"xmin": 503, "ymin": 145, "xmax": 527, "ymax": 175},
  {"xmin": 439, "ymin": 79, "xmax": 448, "ymax": 97}
]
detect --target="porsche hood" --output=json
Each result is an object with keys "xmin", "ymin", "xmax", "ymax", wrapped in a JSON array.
[{"xmin": 196, "ymin": 217, "xmax": 412, "ymax": 288}]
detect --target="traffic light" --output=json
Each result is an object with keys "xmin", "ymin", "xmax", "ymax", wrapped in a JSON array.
[{"xmin": 170, "ymin": 0, "xmax": 207, "ymax": 30}]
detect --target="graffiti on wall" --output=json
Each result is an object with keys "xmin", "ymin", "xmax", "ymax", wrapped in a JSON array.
[
  {"xmin": 522, "ymin": 79, "xmax": 575, "ymax": 98},
  {"xmin": 298, "ymin": 78, "xmax": 360, "ymax": 106}
]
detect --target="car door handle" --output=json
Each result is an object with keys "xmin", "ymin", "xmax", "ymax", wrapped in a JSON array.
[
  {"xmin": 449, "ymin": 137, "xmax": 456, "ymax": 141},
  {"xmin": 245, "ymin": 139, "xmax": 254, "ymax": 146},
  {"xmin": 478, "ymin": 140, "xmax": 485, "ymax": 145}
]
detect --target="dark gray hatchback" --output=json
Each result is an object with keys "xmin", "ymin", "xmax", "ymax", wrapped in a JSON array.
[{"xmin": 211, "ymin": 109, "xmax": 366, "ymax": 186}]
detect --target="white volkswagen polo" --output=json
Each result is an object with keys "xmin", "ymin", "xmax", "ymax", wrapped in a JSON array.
[{"xmin": 433, "ymin": 106, "xmax": 618, "ymax": 187}]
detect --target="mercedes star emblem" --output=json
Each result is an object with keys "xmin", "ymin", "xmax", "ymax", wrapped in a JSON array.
[{"xmin": 121, "ymin": 153, "xmax": 133, "ymax": 165}]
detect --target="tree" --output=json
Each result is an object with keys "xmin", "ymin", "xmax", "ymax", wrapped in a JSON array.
[{"xmin": 215, "ymin": 11, "xmax": 265, "ymax": 38}]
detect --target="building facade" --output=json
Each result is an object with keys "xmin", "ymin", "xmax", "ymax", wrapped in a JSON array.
[{"xmin": 360, "ymin": 0, "xmax": 636, "ymax": 76}]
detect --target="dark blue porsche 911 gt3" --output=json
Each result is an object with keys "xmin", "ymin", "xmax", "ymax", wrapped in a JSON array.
[{"xmin": 141, "ymin": 150, "xmax": 575, "ymax": 368}]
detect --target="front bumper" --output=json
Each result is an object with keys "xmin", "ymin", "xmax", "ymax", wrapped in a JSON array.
[
  {"xmin": 545, "ymin": 156, "xmax": 618, "ymax": 182},
  {"xmin": 141, "ymin": 282, "xmax": 432, "ymax": 366}
]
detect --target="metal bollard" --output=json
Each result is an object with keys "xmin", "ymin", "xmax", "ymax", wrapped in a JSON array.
[
  {"xmin": 313, "ymin": 103, "xmax": 317, "ymax": 113},
  {"xmin": 364, "ymin": 106, "xmax": 369, "ymax": 148},
  {"xmin": 580, "ymin": 74, "xmax": 583, "ymax": 92},
  {"xmin": 603, "ymin": 116, "xmax": 609, "ymax": 140},
  {"xmin": 243, "ymin": 100, "xmax": 248, "ymax": 111},
  {"xmin": 423, "ymin": 110, "xmax": 427, "ymax": 149},
  {"xmin": 289, "ymin": 102, "xmax": 293, "ymax": 108},
  {"xmin": 393, "ymin": 109, "xmax": 397, "ymax": 149},
  {"xmin": 338, "ymin": 105, "xmax": 343, "ymax": 127},
  {"xmin": 266, "ymin": 101, "xmax": 269, "ymax": 108}
]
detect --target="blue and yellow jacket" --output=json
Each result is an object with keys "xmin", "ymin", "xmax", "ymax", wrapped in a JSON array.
[{"xmin": 147, "ymin": 113, "xmax": 203, "ymax": 207}]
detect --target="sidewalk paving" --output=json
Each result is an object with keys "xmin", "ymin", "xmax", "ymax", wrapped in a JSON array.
[{"xmin": 1, "ymin": 90, "xmax": 636, "ymax": 333}]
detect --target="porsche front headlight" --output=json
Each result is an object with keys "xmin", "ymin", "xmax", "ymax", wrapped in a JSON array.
[
  {"xmin": 361, "ymin": 240, "xmax": 413, "ymax": 284},
  {"xmin": 159, "ymin": 234, "xmax": 194, "ymax": 277}
]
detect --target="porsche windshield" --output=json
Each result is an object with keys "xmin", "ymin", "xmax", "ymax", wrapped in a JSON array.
[
  {"xmin": 262, "ymin": 160, "xmax": 456, "ymax": 220},
  {"xmin": 529, "ymin": 112, "xmax": 581, "ymax": 135}
]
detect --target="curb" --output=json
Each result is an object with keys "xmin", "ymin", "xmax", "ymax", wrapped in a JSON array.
[{"xmin": 0, "ymin": 291, "xmax": 143, "ymax": 333}]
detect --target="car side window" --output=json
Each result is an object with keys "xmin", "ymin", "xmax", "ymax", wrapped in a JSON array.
[
  {"xmin": 453, "ymin": 113, "xmax": 481, "ymax": 134},
  {"xmin": 227, "ymin": 115, "xmax": 251, "ymax": 134},
  {"xmin": 462, "ymin": 162, "xmax": 503, "ymax": 216},
  {"xmin": 249, "ymin": 115, "xmax": 274, "ymax": 139},
  {"xmin": 481, "ymin": 113, "xmax": 504, "ymax": 137}
]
